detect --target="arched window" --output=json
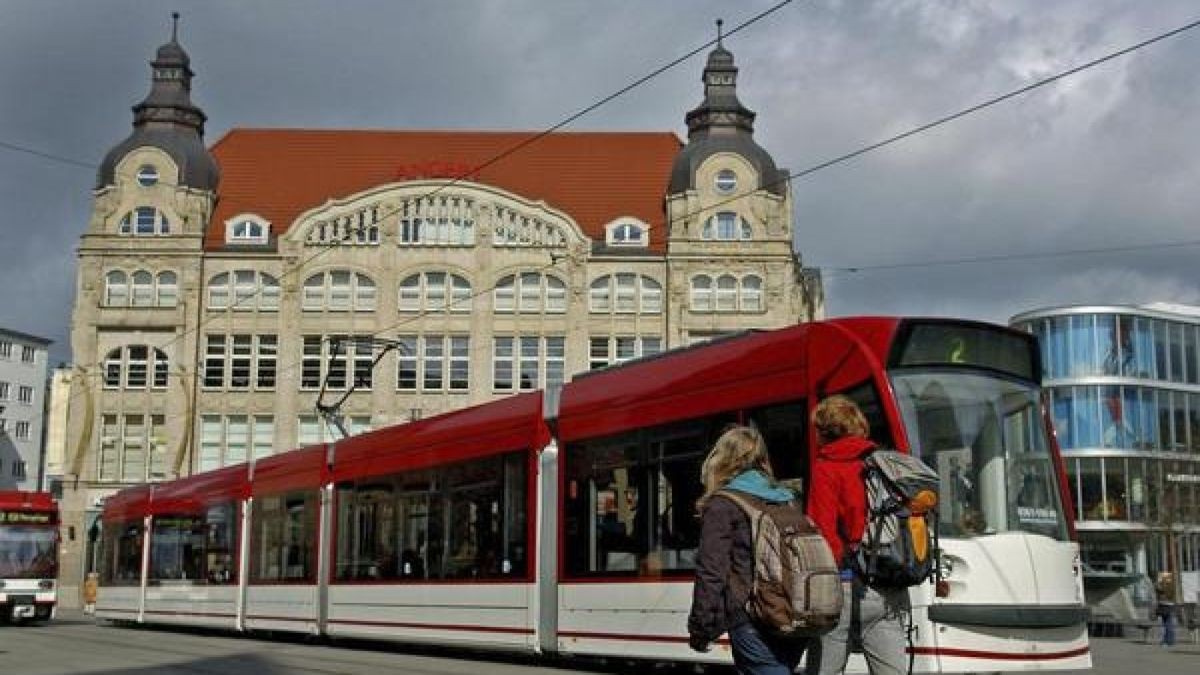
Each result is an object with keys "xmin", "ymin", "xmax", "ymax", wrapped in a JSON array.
[
  {"xmin": 103, "ymin": 345, "xmax": 169, "ymax": 390},
  {"xmin": 588, "ymin": 274, "xmax": 663, "ymax": 314},
  {"xmin": 105, "ymin": 271, "xmax": 128, "ymax": 306},
  {"xmin": 701, "ymin": 211, "xmax": 752, "ymax": 241},
  {"xmin": 156, "ymin": 271, "xmax": 178, "ymax": 307},
  {"xmin": 690, "ymin": 274, "xmax": 763, "ymax": 313},
  {"xmin": 118, "ymin": 207, "xmax": 170, "ymax": 235},
  {"xmin": 741, "ymin": 275, "xmax": 763, "ymax": 312},
  {"xmin": 690, "ymin": 275, "xmax": 713, "ymax": 312},
  {"xmin": 606, "ymin": 221, "xmax": 647, "ymax": 247},
  {"xmin": 131, "ymin": 271, "xmax": 155, "ymax": 307},
  {"xmin": 715, "ymin": 275, "xmax": 738, "ymax": 312},
  {"xmin": 207, "ymin": 270, "xmax": 280, "ymax": 311},
  {"xmin": 398, "ymin": 272, "xmax": 472, "ymax": 313},
  {"xmin": 494, "ymin": 272, "xmax": 567, "ymax": 314},
  {"xmin": 302, "ymin": 270, "xmax": 376, "ymax": 312}
]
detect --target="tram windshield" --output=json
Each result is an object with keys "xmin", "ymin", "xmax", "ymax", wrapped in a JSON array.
[
  {"xmin": 0, "ymin": 524, "xmax": 57, "ymax": 578},
  {"xmin": 891, "ymin": 371, "xmax": 1069, "ymax": 541}
]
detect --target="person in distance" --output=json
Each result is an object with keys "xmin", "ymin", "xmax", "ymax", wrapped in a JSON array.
[{"xmin": 687, "ymin": 425, "xmax": 809, "ymax": 675}]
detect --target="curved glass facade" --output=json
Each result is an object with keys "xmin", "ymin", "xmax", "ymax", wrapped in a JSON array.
[{"xmin": 1013, "ymin": 306, "xmax": 1200, "ymax": 604}]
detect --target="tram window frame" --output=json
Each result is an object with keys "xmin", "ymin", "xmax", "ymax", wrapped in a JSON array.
[
  {"xmin": 148, "ymin": 502, "xmax": 238, "ymax": 586},
  {"xmin": 746, "ymin": 399, "xmax": 809, "ymax": 494},
  {"xmin": 250, "ymin": 490, "xmax": 317, "ymax": 584},
  {"xmin": 99, "ymin": 519, "xmax": 144, "ymax": 586},
  {"xmin": 333, "ymin": 451, "xmax": 529, "ymax": 583},
  {"xmin": 842, "ymin": 381, "xmax": 896, "ymax": 449},
  {"xmin": 563, "ymin": 412, "xmax": 737, "ymax": 579}
]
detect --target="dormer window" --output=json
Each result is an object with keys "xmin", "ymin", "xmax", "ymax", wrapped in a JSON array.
[
  {"xmin": 225, "ymin": 215, "xmax": 271, "ymax": 245},
  {"xmin": 604, "ymin": 218, "xmax": 649, "ymax": 247},
  {"xmin": 118, "ymin": 207, "xmax": 170, "ymax": 236},
  {"xmin": 136, "ymin": 165, "xmax": 159, "ymax": 187}
]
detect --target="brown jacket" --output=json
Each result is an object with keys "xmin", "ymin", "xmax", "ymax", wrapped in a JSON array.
[{"xmin": 687, "ymin": 494, "xmax": 753, "ymax": 643}]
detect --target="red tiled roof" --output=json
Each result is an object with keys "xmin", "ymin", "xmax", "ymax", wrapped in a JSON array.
[{"xmin": 208, "ymin": 129, "xmax": 682, "ymax": 253}]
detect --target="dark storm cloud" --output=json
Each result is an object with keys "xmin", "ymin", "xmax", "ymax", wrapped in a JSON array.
[{"xmin": 2, "ymin": 0, "xmax": 1199, "ymax": 365}]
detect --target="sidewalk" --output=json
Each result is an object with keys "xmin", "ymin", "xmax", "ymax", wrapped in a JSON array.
[{"xmin": 1063, "ymin": 634, "xmax": 1199, "ymax": 675}]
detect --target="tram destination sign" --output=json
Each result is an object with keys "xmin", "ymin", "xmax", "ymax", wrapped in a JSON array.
[
  {"xmin": 0, "ymin": 510, "xmax": 54, "ymax": 524},
  {"xmin": 891, "ymin": 321, "xmax": 1036, "ymax": 381}
]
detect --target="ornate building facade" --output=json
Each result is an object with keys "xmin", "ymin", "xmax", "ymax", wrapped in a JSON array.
[{"xmin": 58, "ymin": 31, "xmax": 822, "ymax": 602}]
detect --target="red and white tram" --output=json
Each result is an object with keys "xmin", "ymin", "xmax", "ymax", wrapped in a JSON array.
[
  {"xmin": 0, "ymin": 490, "xmax": 59, "ymax": 623},
  {"xmin": 96, "ymin": 317, "xmax": 1090, "ymax": 671}
]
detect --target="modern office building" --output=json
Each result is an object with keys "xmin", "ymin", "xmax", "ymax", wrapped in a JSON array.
[
  {"xmin": 0, "ymin": 327, "xmax": 52, "ymax": 491},
  {"xmin": 1012, "ymin": 304, "xmax": 1200, "ymax": 613},
  {"xmin": 57, "ymin": 28, "xmax": 823, "ymax": 603}
]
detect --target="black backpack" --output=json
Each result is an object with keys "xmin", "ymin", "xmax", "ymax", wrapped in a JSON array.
[{"xmin": 855, "ymin": 449, "xmax": 940, "ymax": 588}]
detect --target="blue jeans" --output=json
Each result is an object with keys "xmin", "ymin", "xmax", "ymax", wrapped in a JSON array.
[
  {"xmin": 729, "ymin": 621, "xmax": 809, "ymax": 675},
  {"xmin": 1160, "ymin": 611, "xmax": 1176, "ymax": 646}
]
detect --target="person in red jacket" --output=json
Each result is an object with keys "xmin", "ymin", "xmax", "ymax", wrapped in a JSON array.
[{"xmin": 807, "ymin": 395, "xmax": 907, "ymax": 675}]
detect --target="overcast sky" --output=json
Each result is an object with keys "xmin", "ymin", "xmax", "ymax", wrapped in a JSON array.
[{"xmin": 2, "ymin": 0, "xmax": 1199, "ymax": 365}]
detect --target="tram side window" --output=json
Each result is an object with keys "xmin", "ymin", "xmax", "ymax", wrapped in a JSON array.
[
  {"xmin": 564, "ymin": 414, "xmax": 734, "ymax": 578},
  {"xmin": 149, "ymin": 503, "xmax": 237, "ymax": 585},
  {"xmin": 99, "ymin": 520, "xmax": 144, "ymax": 586},
  {"xmin": 747, "ymin": 400, "xmax": 808, "ymax": 491},
  {"xmin": 251, "ymin": 491, "xmax": 316, "ymax": 583},
  {"xmin": 844, "ymin": 382, "xmax": 895, "ymax": 448},
  {"xmin": 334, "ymin": 451, "xmax": 528, "ymax": 582}
]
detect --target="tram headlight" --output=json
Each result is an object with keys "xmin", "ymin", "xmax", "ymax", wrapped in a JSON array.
[
  {"xmin": 938, "ymin": 556, "xmax": 954, "ymax": 579},
  {"xmin": 39, "ymin": 580, "xmax": 54, "ymax": 590}
]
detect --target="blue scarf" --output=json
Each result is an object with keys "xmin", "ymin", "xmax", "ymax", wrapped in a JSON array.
[{"xmin": 726, "ymin": 469, "xmax": 795, "ymax": 503}]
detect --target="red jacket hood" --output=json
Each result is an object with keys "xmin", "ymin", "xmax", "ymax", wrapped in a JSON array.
[{"xmin": 817, "ymin": 436, "xmax": 875, "ymax": 462}]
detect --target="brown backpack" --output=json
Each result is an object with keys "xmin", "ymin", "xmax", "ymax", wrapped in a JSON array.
[{"xmin": 719, "ymin": 490, "xmax": 843, "ymax": 638}]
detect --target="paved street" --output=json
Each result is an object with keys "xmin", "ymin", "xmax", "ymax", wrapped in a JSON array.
[{"xmin": 2, "ymin": 611, "xmax": 1196, "ymax": 674}]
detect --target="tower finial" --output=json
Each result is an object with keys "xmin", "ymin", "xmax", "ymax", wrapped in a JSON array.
[
  {"xmin": 716, "ymin": 18, "xmax": 724, "ymax": 47},
  {"xmin": 171, "ymin": 12, "xmax": 180, "ymax": 42}
]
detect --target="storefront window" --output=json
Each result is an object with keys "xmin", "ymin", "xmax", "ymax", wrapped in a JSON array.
[
  {"xmin": 1104, "ymin": 457, "xmax": 1127, "ymax": 521},
  {"xmin": 1097, "ymin": 315, "xmax": 1117, "ymax": 375},
  {"xmin": 1132, "ymin": 317, "xmax": 1156, "ymax": 379},
  {"xmin": 1069, "ymin": 315, "xmax": 1098, "ymax": 376},
  {"xmin": 1078, "ymin": 458, "xmax": 1103, "ymax": 520},
  {"xmin": 1128, "ymin": 458, "xmax": 1147, "ymax": 521}
]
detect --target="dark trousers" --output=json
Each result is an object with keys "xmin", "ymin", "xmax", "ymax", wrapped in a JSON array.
[{"xmin": 729, "ymin": 621, "xmax": 809, "ymax": 675}]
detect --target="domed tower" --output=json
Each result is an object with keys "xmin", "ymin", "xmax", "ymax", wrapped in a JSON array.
[
  {"xmin": 664, "ymin": 22, "xmax": 823, "ymax": 347},
  {"xmin": 64, "ymin": 14, "xmax": 214, "ymax": 606}
]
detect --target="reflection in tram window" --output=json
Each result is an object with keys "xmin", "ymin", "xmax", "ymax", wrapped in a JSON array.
[
  {"xmin": 251, "ymin": 491, "xmax": 316, "ymax": 583},
  {"xmin": 893, "ymin": 372, "xmax": 1068, "ymax": 541},
  {"xmin": 149, "ymin": 504, "xmax": 237, "ymax": 584},
  {"xmin": 99, "ymin": 520, "xmax": 144, "ymax": 586},
  {"xmin": 564, "ymin": 415, "xmax": 736, "ymax": 577},
  {"xmin": 334, "ymin": 452, "xmax": 527, "ymax": 582}
]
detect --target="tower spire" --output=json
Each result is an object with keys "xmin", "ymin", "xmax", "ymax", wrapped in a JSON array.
[
  {"xmin": 171, "ymin": 11, "xmax": 180, "ymax": 42},
  {"xmin": 716, "ymin": 18, "xmax": 724, "ymax": 47}
]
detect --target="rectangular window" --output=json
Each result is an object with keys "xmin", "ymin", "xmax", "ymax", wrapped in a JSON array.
[
  {"xmin": 302, "ymin": 336, "xmax": 323, "ymax": 390},
  {"xmin": 15, "ymin": 421, "xmax": 31, "ymax": 440},
  {"xmin": 0, "ymin": 382, "xmax": 8, "ymax": 399},
  {"xmin": 199, "ymin": 415, "xmax": 223, "ymax": 472},
  {"xmin": 99, "ymin": 415, "xmax": 119, "ymax": 481},
  {"xmin": 493, "ymin": 335, "xmax": 565, "ymax": 392},
  {"xmin": 121, "ymin": 414, "xmax": 146, "ymax": 481},
  {"xmin": 17, "ymin": 385, "xmax": 32, "ymax": 404},
  {"xmin": 126, "ymin": 345, "xmax": 148, "ymax": 389},
  {"xmin": 198, "ymin": 415, "xmax": 273, "ymax": 470},
  {"xmin": 204, "ymin": 335, "xmax": 226, "ymax": 388},
  {"xmin": 397, "ymin": 335, "xmax": 468, "ymax": 392},
  {"xmin": 149, "ymin": 415, "xmax": 168, "ymax": 480},
  {"xmin": 449, "ymin": 336, "xmax": 469, "ymax": 391},
  {"xmin": 423, "ymin": 336, "xmax": 444, "ymax": 391},
  {"xmin": 588, "ymin": 336, "xmax": 663, "ymax": 369},
  {"xmin": 0, "ymin": 340, "xmax": 11, "ymax": 359},
  {"xmin": 614, "ymin": 274, "xmax": 636, "ymax": 313},
  {"xmin": 225, "ymin": 415, "xmax": 248, "ymax": 464},
  {"xmin": 21, "ymin": 345, "xmax": 35, "ymax": 363},
  {"xmin": 253, "ymin": 415, "xmax": 274, "ymax": 459},
  {"xmin": 334, "ymin": 451, "xmax": 527, "ymax": 582},
  {"xmin": 230, "ymin": 335, "xmax": 253, "ymax": 389},
  {"xmin": 257, "ymin": 335, "xmax": 277, "ymax": 389},
  {"xmin": 493, "ymin": 337, "xmax": 514, "ymax": 391},
  {"xmin": 251, "ymin": 491, "xmax": 316, "ymax": 583},
  {"xmin": 563, "ymin": 415, "xmax": 736, "ymax": 578}
]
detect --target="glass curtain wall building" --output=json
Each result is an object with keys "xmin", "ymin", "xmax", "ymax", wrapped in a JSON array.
[{"xmin": 1012, "ymin": 304, "xmax": 1200, "ymax": 610}]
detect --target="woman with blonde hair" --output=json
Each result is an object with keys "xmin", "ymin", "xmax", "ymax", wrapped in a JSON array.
[{"xmin": 687, "ymin": 425, "xmax": 809, "ymax": 675}]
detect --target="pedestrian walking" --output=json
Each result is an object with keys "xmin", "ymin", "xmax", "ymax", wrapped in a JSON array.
[
  {"xmin": 1155, "ymin": 571, "xmax": 1176, "ymax": 647},
  {"xmin": 807, "ymin": 396, "xmax": 909, "ymax": 675},
  {"xmin": 687, "ymin": 425, "xmax": 811, "ymax": 675}
]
